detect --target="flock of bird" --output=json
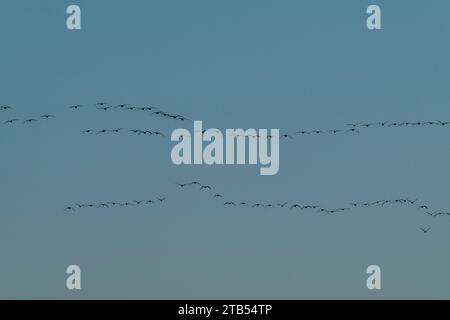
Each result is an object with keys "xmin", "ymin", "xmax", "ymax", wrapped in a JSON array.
[
  {"xmin": 82, "ymin": 128, "xmax": 166, "ymax": 136},
  {"xmin": 64, "ymin": 196, "xmax": 168, "ymax": 213},
  {"xmin": 69, "ymin": 102, "xmax": 189, "ymax": 121},
  {"xmin": 3, "ymin": 102, "xmax": 448, "ymax": 234},
  {"xmin": 0, "ymin": 102, "xmax": 188, "ymax": 128},
  {"xmin": 63, "ymin": 179, "xmax": 445, "ymax": 234},
  {"xmin": 1, "ymin": 104, "xmax": 56, "ymax": 125}
]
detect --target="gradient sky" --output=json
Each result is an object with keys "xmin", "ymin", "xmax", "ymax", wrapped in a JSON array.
[{"xmin": 1, "ymin": 0, "xmax": 450, "ymax": 299}]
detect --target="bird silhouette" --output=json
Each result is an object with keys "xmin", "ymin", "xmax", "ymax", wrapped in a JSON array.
[
  {"xmin": 0, "ymin": 106, "xmax": 13, "ymax": 110},
  {"xmin": 23, "ymin": 119, "xmax": 37, "ymax": 124},
  {"xmin": 40, "ymin": 115, "xmax": 55, "ymax": 119},
  {"xmin": 4, "ymin": 119, "xmax": 19, "ymax": 124},
  {"xmin": 69, "ymin": 105, "xmax": 83, "ymax": 110},
  {"xmin": 419, "ymin": 227, "xmax": 431, "ymax": 233}
]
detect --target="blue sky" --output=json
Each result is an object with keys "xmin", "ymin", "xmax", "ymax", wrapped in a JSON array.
[{"xmin": 1, "ymin": 0, "xmax": 450, "ymax": 299}]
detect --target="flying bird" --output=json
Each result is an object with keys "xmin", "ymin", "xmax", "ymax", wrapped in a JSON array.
[
  {"xmin": 419, "ymin": 227, "xmax": 431, "ymax": 233},
  {"xmin": 4, "ymin": 119, "xmax": 19, "ymax": 124}
]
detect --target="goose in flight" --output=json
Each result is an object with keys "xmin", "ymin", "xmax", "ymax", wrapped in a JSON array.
[
  {"xmin": 82, "ymin": 130, "xmax": 95, "ymax": 134},
  {"xmin": 97, "ymin": 106, "xmax": 112, "ymax": 111},
  {"xmin": 64, "ymin": 206, "xmax": 75, "ymax": 212},
  {"xmin": 40, "ymin": 115, "xmax": 55, "ymax": 119},
  {"xmin": 200, "ymin": 185, "xmax": 212, "ymax": 191},
  {"xmin": 96, "ymin": 102, "xmax": 109, "ymax": 106},
  {"xmin": 23, "ymin": 119, "xmax": 37, "ymax": 124},
  {"xmin": 114, "ymin": 104, "xmax": 130, "ymax": 108},
  {"xmin": 346, "ymin": 123, "xmax": 362, "ymax": 128},
  {"xmin": 69, "ymin": 105, "xmax": 83, "ymax": 109},
  {"xmin": 156, "ymin": 197, "xmax": 167, "ymax": 202},
  {"xmin": 328, "ymin": 129, "xmax": 343, "ymax": 134},
  {"xmin": 0, "ymin": 105, "xmax": 13, "ymax": 110},
  {"xmin": 419, "ymin": 227, "xmax": 431, "ymax": 233},
  {"xmin": 277, "ymin": 202, "xmax": 288, "ymax": 208},
  {"xmin": 213, "ymin": 194, "xmax": 223, "ymax": 198},
  {"xmin": 133, "ymin": 200, "xmax": 145, "ymax": 205},
  {"xmin": 120, "ymin": 202, "xmax": 134, "ymax": 206},
  {"xmin": 224, "ymin": 202, "xmax": 236, "ymax": 206},
  {"xmin": 177, "ymin": 183, "xmax": 190, "ymax": 188},
  {"xmin": 4, "ymin": 119, "xmax": 19, "ymax": 124}
]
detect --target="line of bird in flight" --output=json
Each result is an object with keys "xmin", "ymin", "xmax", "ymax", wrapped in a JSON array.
[
  {"xmin": 64, "ymin": 196, "xmax": 168, "ymax": 212},
  {"xmin": 175, "ymin": 181, "xmax": 445, "ymax": 233},
  {"xmin": 2, "ymin": 104, "xmax": 450, "ymax": 140},
  {"xmin": 65, "ymin": 180, "xmax": 445, "ymax": 234},
  {"xmin": 0, "ymin": 102, "xmax": 188, "ymax": 127}
]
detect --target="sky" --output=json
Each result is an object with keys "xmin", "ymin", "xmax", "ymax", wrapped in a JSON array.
[{"xmin": 1, "ymin": 0, "xmax": 450, "ymax": 299}]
